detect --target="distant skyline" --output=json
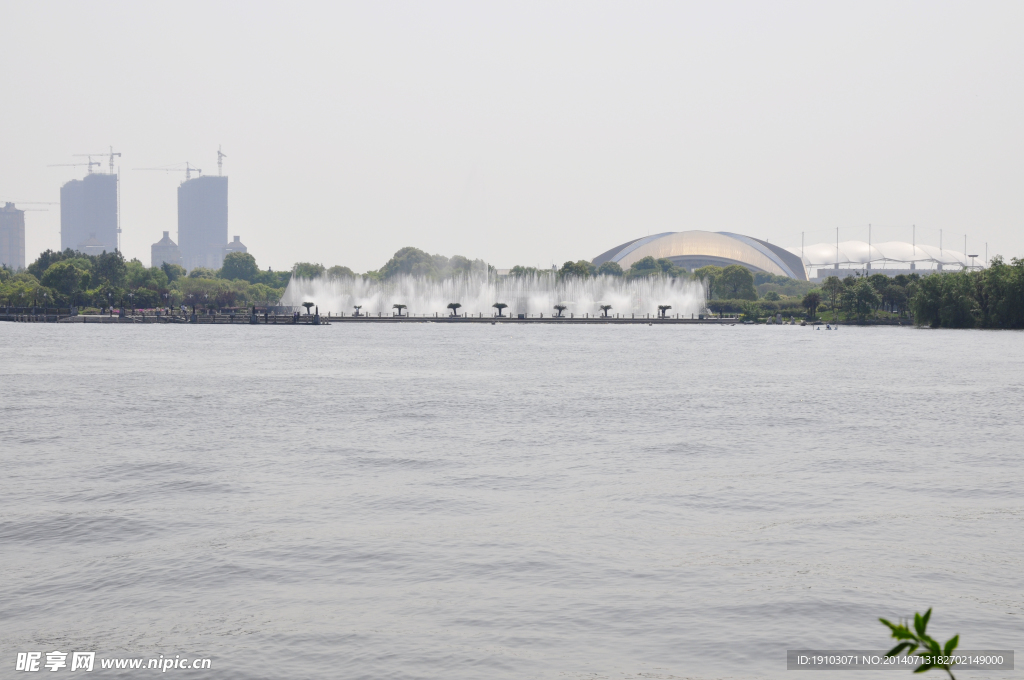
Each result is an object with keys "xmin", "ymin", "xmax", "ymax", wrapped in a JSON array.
[{"xmin": 1, "ymin": 1, "xmax": 1022, "ymax": 272}]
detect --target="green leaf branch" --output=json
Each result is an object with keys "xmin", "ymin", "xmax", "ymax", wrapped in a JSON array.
[{"xmin": 880, "ymin": 608, "xmax": 960, "ymax": 679}]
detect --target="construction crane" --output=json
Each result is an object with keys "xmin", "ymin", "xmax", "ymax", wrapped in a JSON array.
[
  {"xmin": 48, "ymin": 159, "xmax": 103, "ymax": 173},
  {"xmin": 217, "ymin": 145, "xmax": 227, "ymax": 176},
  {"xmin": 133, "ymin": 162, "xmax": 203, "ymax": 180},
  {"xmin": 73, "ymin": 146, "xmax": 121, "ymax": 174}
]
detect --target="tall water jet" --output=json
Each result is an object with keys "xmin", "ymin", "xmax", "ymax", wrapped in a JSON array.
[{"xmin": 280, "ymin": 273, "xmax": 707, "ymax": 317}]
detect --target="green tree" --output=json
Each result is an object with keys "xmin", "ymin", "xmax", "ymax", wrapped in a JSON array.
[
  {"xmin": 911, "ymin": 272, "xmax": 979, "ymax": 328},
  {"xmin": 380, "ymin": 247, "xmax": 439, "ymax": 279},
  {"xmin": 597, "ymin": 261, "xmax": 624, "ymax": 276},
  {"xmin": 559, "ymin": 260, "xmax": 595, "ymax": 279},
  {"xmin": 554, "ymin": 304, "xmax": 567, "ymax": 317},
  {"xmin": 880, "ymin": 608, "xmax": 960, "ymax": 679},
  {"xmin": 292, "ymin": 262, "xmax": 326, "ymax": 279},
  {"xmin": 93, "ymin": 250, "xmax": 127, "ymax": 289},
  {"xmin": 41, "ymin": 260, "xmax": 91, "ymax": 303},
  {"xmin": 717, "ymin": 265, "xmax": 757, "ymax": 300},
  {"xmin": 220, "ymin": 252, "xmax": 260, "ymax": 282},
  {"xmin": 326, "ymin": 265, "xmax": 355, "ymax": 279},
  {"xmin": 693, "ymin": 265, "xmax": 723, "ymax": 298},
  {"xmin": 853, "ymin": 279, "xmax": 880, "ymax": 320},
  {"xmin": 657, "ymin": 258, "xmax": 685, "ymax": 277},
  {"xmin": 27, "ymin": 249, "xmax": 69, "ymax": 280},
  {"xmin": 626, "ymin": 256, "xmax": 661, "ymax": 279},
  {"xmin": 492, "ymin": 302, "xmax": 507, "ymax": 317},
  {"xmin": 822, "ymin": 276, "xmax": 843, "ymax": 320},
  {"xmin": 449, "ymin": 255, "xmax": 475, "ymax": 276},
  {"xmin": 302, "ymin": 302, "xmax": 314, "ymax": 315},
  {"xmin": 126, "ymin": 260, "xmax": 169, "ymax": 292},
  {"xmin": 599, "ymin": 304, "xmax": 612, "ymax": 317},
  {"xmin": 658, "ymin": 304, "xmax": 671, "ymax": 318},
  {"xmin": 447, "ymin": 302, "xmax": 462, "ymax": 316},
  {"xmin": 393, "ymin": 303, "xmax": 407, "ymax": 316},
  {"xmin": 161, "ymin": 262, "xmax": 186, "ymax": 283},
  {"xmin": 510, "ymin": 265, "xmax": 546, "ymax": 277},
  {"xmin": 802, "ymin": 291, "xmax": 821, "ymax": 319},
  {"xmin": 188, "ymin": 267, "xmax": 217, "ymax": 279},
  {"xmin": 762, "ymin": 290, "xmax": 781, "ymax": 301}
]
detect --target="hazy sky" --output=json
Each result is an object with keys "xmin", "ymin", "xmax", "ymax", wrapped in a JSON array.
[{"xmin": 2, "ymin": 1, "xmax": 1022, "ymax": 272}]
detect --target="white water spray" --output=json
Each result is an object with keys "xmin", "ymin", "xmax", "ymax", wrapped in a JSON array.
[{"xmin": 280, "ymin": 274, "xmax": 707, "ymax": 318}]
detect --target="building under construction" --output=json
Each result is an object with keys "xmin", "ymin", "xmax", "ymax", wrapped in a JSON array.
[
  {"xmin": 178, "ymin": 175, "xmax": 228, "ymax": 271},
  {"xmin": 60, "ymin": 173, "xmax": 118, "ymax": 254},
  {"xmin": 0, "ymin": 202, "xmax": 26, "ymax": 270}
]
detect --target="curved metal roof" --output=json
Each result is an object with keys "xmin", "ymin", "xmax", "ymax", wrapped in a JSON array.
[{"xmin": 593, "ymin": 230, "xmax": 806, "ymax": 280}]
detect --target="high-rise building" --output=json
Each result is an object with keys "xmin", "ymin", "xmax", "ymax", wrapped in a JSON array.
[
  {"xmin": 0, "ymin": 202, "xmax": 26, "ymax": 270},
  {"xmin": 178, "ymin": 175, "xmax": 228, "ymax": 271},
  {"xmin": 224, "ymin": 235, "xmax": 247, "ymax": 256},
  {"xmin": 60, "ymin": 173, "xmax": 118, "ymax": 253},
  {"xmin": 151, "ymin": 231, "xmax": 182, "ymax": 268}
]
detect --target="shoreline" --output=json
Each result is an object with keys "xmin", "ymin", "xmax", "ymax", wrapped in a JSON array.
[{"xmin": 1, "ymin": 312, "xmax": 910, "ymax": 326}]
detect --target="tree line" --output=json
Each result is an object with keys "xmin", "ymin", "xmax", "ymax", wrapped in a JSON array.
[{"xmin": 0, "ymin": 249, "xmax": 290, "ymax": 311}]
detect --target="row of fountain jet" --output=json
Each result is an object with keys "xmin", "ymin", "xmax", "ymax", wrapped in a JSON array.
[{"xmin": 342, "ymin": 302, "xmax": 676, "ymax": 318}]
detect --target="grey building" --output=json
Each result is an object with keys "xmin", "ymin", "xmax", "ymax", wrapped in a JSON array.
[
  {"xmin": 151, "ymin": 231, "xmax": 182, "ymax": 268},
  {"xmin": 60, "ymin": 173, "xmax": 118, "ymax": 254},
  {"xmin": 0, "ymin": 202, "xmax": 26, "ymax": 270},
  {"xmin": 178, "ymin": 175, "xmax": 228, "ymax": 271},
  {"xmin": 76, "ymin": 234, "xmax": 108, "ymax": 257},
  {"xmin": 224, "ymin": 235, "xmax": 247, "ymax": 256}
]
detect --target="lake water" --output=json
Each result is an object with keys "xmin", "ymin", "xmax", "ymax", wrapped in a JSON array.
[{"xmin": 1, "ymin": 323, "xmax": 1021, "ymax": 679}]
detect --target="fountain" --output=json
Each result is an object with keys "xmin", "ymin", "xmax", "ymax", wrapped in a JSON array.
[{"xmin": 280, "ymin": 273, "xmax": 707, "ymax": 318}]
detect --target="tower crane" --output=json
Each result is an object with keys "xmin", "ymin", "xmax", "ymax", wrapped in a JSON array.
[
  {"xmin": 133, "ymin": 162, "xmax": 203, "ymax": 180},
  {"xmin": 73, "ymin": 146, "xmax": 121, "ymax": 174},
  {"xmin": 48, "ymin": 160, "xmax": 103, "ymax": 173},
  {"xmin": 217, "ymin": 145, "xmax": 227, "ymax": 176},
  {"xmin": 0, "ymin": 200, "xmax": 57, "ymax": 213}
]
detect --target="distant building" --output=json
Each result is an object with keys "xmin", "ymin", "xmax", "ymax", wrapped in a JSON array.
[
  {"xmin": 76, "ymin": 234, "xmax": 108, "ymax": 257},
  {"xmin": 0, "ymin": 202, "xmax": 26, "ymax": 270},
  {"xmin": 178, "ymin": 175, "xmax": 228, "ymax": 271},
  {"xmin": 151, "ymin": 231, "xmax": 182, "ymax": 268},
  {"xmin": 224, "ymin": 235, "xmax": 247, "ymax": 256},
  {"xmin": 60, "ymin": 173, "xmax": 118, "ymax": 254},
  {"xmin": 594, "ymin": 231, "xmax": 808, "ymax": 280}
]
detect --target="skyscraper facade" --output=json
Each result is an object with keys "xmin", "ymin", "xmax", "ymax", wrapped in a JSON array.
[
  {"xmin": 178, "ymin": 175, "xmax": 228, "ymax": 271},
  {"xmin": 60, "ymin": 173, "xmax": 118, "ymax": 253},
  {"xmin": 0, "ymin": 202, "xmax": 26, "ymax": 270}
]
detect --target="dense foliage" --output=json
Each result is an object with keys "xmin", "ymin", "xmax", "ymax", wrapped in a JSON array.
[
  {"xmin": 911, "ymin": 256, "xmax": 1024, "ymax": 328},
  {"xmin": 1, "ymin": 248, "xmax": 289, "ymax": 310},
  {"xmin": 373, "ymin": 247, "xmax": 489, "ymax": 280}
]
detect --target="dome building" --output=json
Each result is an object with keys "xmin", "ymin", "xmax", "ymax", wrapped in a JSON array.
[{"xmin": 593, "ymin": 231, "xmax": 807, "ymax": 280}]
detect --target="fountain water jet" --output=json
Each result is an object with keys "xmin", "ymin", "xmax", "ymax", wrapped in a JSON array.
[{"xmin": 280, "ymin": 274, "xmax": 707, "ymax": 318}]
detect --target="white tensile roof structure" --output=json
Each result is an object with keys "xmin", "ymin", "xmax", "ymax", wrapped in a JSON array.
[{"xmin": 785, "ymin": 241, "xmax": 970, "ymax": 269}]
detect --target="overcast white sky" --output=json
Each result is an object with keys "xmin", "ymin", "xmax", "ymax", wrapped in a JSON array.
[{"xmin": 1, "ymin": 1, "xmax": 1021, "ymax": 272}]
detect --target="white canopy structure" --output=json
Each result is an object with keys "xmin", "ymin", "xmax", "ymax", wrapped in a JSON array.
[{"xmin": 786, "ymin": 241, "xmax": 969, "ymax": 269}]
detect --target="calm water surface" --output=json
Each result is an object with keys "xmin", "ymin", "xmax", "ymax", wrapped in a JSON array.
[{"xmin": 1, "ymin": 323, "xmax": 1021, "ymax": 679}]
